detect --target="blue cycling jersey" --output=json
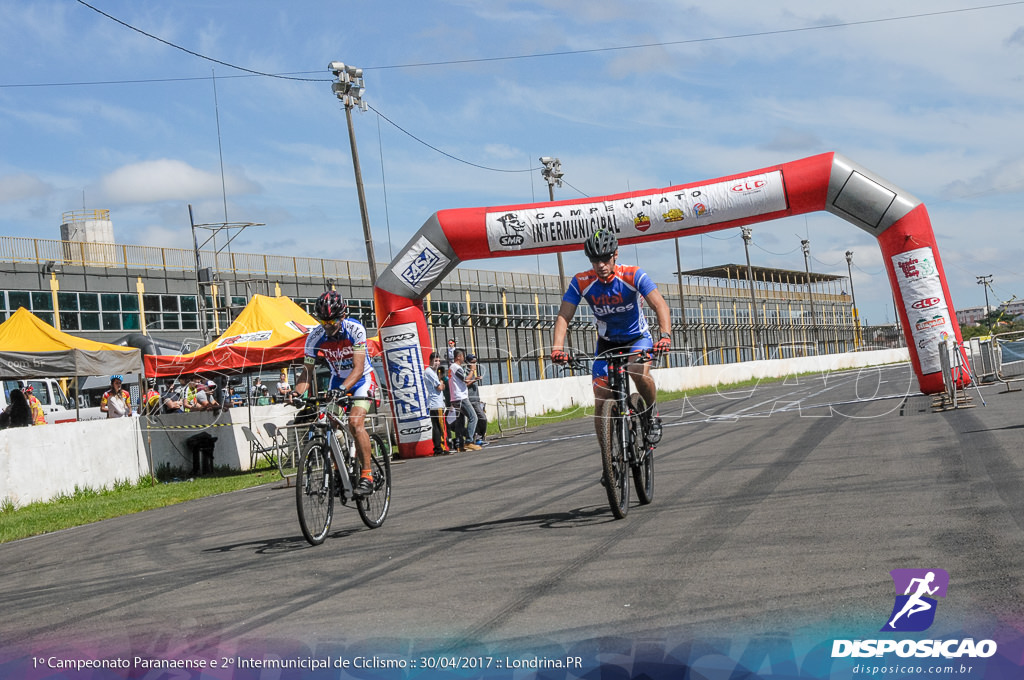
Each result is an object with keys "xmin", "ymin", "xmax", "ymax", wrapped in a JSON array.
[{"xmin": 562, "ymin": 264, "xmax": 657, "ymax": 342}]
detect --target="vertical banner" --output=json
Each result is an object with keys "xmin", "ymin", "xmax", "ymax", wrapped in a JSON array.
[
  {"xmin": 376, "ymin": 291, "xmax": 435, "ymax": 458},
  {"xmin": 891, "ymin": 247, "xmax": 957, "ymax": 374}
]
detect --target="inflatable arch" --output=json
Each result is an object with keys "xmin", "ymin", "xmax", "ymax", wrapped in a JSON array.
[{"xmin": 373, "ymin": 152, "xmax": 967, "ymax": 458}]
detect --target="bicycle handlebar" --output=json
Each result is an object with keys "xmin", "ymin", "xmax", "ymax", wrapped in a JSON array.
[
  {"xmin": 559, "ymin": 347, "xmax": 661, "ymax": 369},
  {"xmin": 290, "ymin": 390, "xmax": 352, "ymax": 413}
]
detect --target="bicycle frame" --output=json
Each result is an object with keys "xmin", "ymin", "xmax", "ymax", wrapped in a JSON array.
[
  {"xmin": 568, "ymin": 347, "xmax": 657, "ymax": 518},
  {"xmin": 601, "ymin": 348, "xmax": 652, "ymax": 463},
  {"xmin": 306, "ymin": 400, "xmax": 358, "ymax": 500}
]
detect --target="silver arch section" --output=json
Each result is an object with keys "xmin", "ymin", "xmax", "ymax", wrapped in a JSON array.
[
  {"xmin": 826, "ymin": 153, "xmax": 922, "ymax": 235},
  {"xmin": 374, "ymin": 212, "xmax": 462, "ymax": 300}
]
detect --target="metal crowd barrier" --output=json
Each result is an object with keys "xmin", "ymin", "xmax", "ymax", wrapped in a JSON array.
[{"xmin": 496, "ymin": 396, "xmax": 530, "ymax": 437}]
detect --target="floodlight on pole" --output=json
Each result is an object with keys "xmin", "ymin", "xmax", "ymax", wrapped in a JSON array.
[
  {"xmin": 740, "ymin": 227, "xmax": 765, "ymax": 360},
  {"xmin": 329, "ymin": 61, "xmax": 377, "ymax": 283},
  {"xmin": 845, "ymin": 250, "xmax": 862, "ymax": 348},
  {"xmin": 801, "ymin": 239, "xmax": 819, "ymax": 352},
  {"xmin": 540, "ymin": 157, "xmax": 567, "ymax": 291},
  {"xmin": 977, "ymin": 274, "xmax": 993, "ymax": 332}
]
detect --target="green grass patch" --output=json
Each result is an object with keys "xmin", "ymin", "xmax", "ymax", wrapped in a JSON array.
[{"xmin": 0, "ymin": 466, "xmax": 282, "ymax": 545}]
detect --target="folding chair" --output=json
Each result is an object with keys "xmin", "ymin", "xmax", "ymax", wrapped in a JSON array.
[
  {"xmin": 241, "ymin": 425, "xmax": 277, "ymax": 470},
  {"xmin": 263, "ymin": 422, "xmax": 298, "ymax": 475}
]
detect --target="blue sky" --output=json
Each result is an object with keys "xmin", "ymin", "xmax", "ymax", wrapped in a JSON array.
[{"xmin": 2, "ymin": 0, "xmax": 1023, "ymax": 326}]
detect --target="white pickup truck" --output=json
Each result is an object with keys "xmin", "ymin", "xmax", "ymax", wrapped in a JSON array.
[{"xmin": 0, "ymin": 378, "xmax": 97, "ymax": 424}]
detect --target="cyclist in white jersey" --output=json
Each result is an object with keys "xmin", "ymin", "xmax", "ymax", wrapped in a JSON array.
[
  {"xmin": 551, "ymin": 229, "xmax": 672, "ymax": 443},
  {"xmin": 293, "ymin": 290, "xmax": 378, "ymax": 495}
]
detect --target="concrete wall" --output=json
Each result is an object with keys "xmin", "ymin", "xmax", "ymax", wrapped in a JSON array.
[
  {"xmin": 0, "ymin": 417, "xmax": 148, "ymax": 508},
  {"xmin": 1, "ymin": 348, "xmax": 909, "ymax": 509},
  {"xmin": 0, "ymin": 405, "xmax": 299, "ymax": 509}
]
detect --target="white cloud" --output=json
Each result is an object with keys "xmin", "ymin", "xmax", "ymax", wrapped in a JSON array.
[
  {"xmin": 96, "ymin": 159, "xmax": 260, "ymax": 205},
  {"xmin": 0, "ymin": 173, "xmax": 53, "ymax": 203}
]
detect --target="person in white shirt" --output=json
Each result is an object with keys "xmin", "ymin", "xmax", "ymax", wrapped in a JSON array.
[
  {"xmin": 422, "ymin": 352, "xmax": 450, "ymax": 456},
  {"xmin": 447, "ymin": 348, "xmax": 481, "ymax": 452}
]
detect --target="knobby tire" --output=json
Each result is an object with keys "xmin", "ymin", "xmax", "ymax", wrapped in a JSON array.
[
  {"xmin": 597, "ymin": 398, "xmax": 630, "ymax": 519},
  {"xmin": 628, "ymin": 393, "xmax": 654, "ymax": 505}
]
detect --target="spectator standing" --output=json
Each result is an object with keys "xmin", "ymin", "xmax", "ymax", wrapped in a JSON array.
[
  {"xmin": 100, "ymin": 375, "xmax": 132, "ymax": 418},
  {"xmin": 466, "ymin": 354, "xmax": 488, "ymax": 446},
  {"xmin": 447, "ymin": 348, "xmax": 481, "ymax": 452},
  {"xmin": 23, "ymin": 385, "xmax": 47, "ymax": 426},
  {"xmin": 422, "ymin": 351, "xmax": 450, "ymax": 456},
  {"xmin": 0, "ymin": 389, "xmax": 33, "ymax": 428},
  {"xmin": 438, "ymin": 364, "xmax": 454, "ymax": 450},
  {"xmin": 276, "ymin": 369, "xmax": 292, "ymax": 402},
  {"xmin": 251, "ymin": 377, "xmax": 263, "ymax": 400},
  {"xmin": 445, "ymin": 338, "xmax": 456, "ymax": 365}
]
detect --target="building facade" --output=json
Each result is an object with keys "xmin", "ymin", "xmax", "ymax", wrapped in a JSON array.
[{"xmin": 0, "ymin": 227, "xmax": 895, "ymax": 386}]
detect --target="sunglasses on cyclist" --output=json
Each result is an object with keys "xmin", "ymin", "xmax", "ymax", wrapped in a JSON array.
[
  {"xmin": 320, "ymin": 318, "xmax": 341, "ymax": 328},
  {"xmin": 589, "ymin": 255, "xmax": 614, "ymax": 264}
]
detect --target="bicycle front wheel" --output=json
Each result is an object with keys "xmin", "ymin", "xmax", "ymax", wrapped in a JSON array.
[
  {"xmin": 296, "ymin": 436, "xmax": 335, "ymax": 545},
  {"xmin": 597, "ymin": 399, "xmax": 630, "ymax": 519},
  {"xmin": 357, "ymin": 433, "xmax": 392, "ymax": 528},
  {"xmin": 628, "ymin": 393, "xmax": 654, "ymax": 505}
]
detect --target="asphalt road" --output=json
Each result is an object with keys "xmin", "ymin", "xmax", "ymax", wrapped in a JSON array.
[{"xmin": 3, "ymin": 362, "xmax": 1024, "ymax": 676}]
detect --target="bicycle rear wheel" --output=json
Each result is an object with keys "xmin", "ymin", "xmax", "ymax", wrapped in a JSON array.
[
  {"xmin": 357, "ymin": 433, "xmax": 392, "ymax": 528},
  {"xmin": 597, "ymin": 399, "xmax": 630, "ymax": 519},
  {"xmin": 628, "ymin": 393, "xmax": 654, "ymax": 505},
  {"xmin": 296, "ymin": 436, "xmax": 335, "ymax": 545}
]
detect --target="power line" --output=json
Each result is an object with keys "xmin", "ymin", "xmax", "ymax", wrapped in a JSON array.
[
  {"xmin": 752, "ymin": 242, "xmax": 800, "ymax": 257},
  {"xmin": 369, "ymin": 105, "xmax": 537, "ymax": 173},
  {"xmin": 363, "ymin": 1, "xmax": 1024, "ymax": 71},
  {"xmin": 74, "ymin": 0, "xmax": 323, "ymax": 81},
  {"xmin": 5, "ymin": 1, "xmax": 1020, "ymax": 89}
]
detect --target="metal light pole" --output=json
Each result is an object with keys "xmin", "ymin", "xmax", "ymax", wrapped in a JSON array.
[
  {"xmin": 740, "ymin": 227, "xmax": 765, "ymax": 360},
  {"xmin": 801, "ymin": 239, "xmax": 818, "ymax": 353},
  {"xmin": 845, "ymin": 250, "xmax": 861, "ymax": 349},
  {"xmin": 329, "ymin": 61, "xmax": 377, "ymax": 283},
  {"xmin": 674, "ymin": 239, "xmax": 689, "ymax": 364},
  {"xmin": 539, "ymin": 157, "xmax": 567, "ymax": 292},
  {"xmin": 977, "ymin": 274, "xmax": 993, "ymax": 332}
]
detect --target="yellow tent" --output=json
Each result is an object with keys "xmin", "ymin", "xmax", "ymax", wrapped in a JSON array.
[{"xmin": 0, "ymin": 307, "xmax": 142, "ymax": 378}]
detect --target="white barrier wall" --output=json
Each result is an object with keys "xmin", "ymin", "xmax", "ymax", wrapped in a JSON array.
[
  {"xmin": 0, "ymin": 417, "xmax": 148, "ymax": 509},
  {"xmin": 1, "ymin": 349, "xmax": 909, "ymax": 509},
  {"xmin": 0, "ymin": 405, "xmax": 298, "ymax": 509}
]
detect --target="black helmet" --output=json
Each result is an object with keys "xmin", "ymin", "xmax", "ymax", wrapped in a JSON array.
[
  {"xmin": 583, "ymin": 229, "xmax": 618, "ymax": 260},
  {"xmin": 315, "ymin": 290, "xmax": 346, "ymax": 321}
]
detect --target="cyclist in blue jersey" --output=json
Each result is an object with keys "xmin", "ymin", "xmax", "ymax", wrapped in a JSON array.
[
  {"xmin": 293, "ymin": 290, "xmax": 379, "ymax": 495},
  {"xmin": 550, "ymin": 229, "xmax": 672, "ymax": 444}
]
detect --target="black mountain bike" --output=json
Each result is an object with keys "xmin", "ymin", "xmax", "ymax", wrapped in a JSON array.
[
  {"xmin": 569, "ymin": 348, "xmax": 656, "ymax": 519},
  {"xmin": 294, "ymin": 392, "xmax": 392, "ymax": 545}
]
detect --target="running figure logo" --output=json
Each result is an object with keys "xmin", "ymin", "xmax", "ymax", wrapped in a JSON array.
[{"xmin": 882, "ymin": 568, "xmax": 949, "ymax": 632}]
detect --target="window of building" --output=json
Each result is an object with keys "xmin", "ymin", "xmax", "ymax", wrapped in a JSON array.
[{"xmin": 345, "ymin": 298, "xmax": 376, "ymax": 329}]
